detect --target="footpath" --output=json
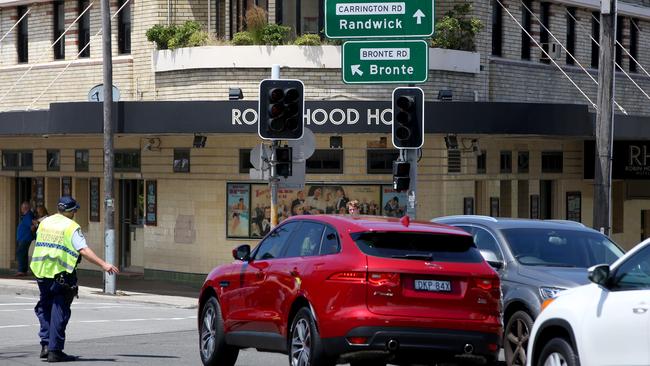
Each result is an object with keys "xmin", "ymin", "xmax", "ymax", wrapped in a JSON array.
[{"xmin": 0, "ymin": 271, "xmax": 200, "ymax": 309}]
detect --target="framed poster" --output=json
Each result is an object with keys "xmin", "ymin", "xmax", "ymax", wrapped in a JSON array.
[
  {"xmin": 89, "ymin": 178, "xmax": 100, "ymax": 222},
  {"xmin": 566, "ymin": 191, "xmax": 582, "ymax": 222},
  {"xmin": 248, "ymin": 183, "xmax": 382, "ymax": 238},
  {"xmin": 463, "ymin": 197, "xmax": 475, "ymax": 215},
  {"xmin": 490, "ymin": 197, "xmax": 500, "ymax": 217},
  {"xmin": 61, "ymin": 176, "xmax": 72, "ymax": 196},
  {"xmin": 381, "ymin": 186, "xmax": 408, "ymax": 218},
  {"xmin": 145, "ymin": 180, "xmax": 157, "ymax": 226},
  {"xmin": 34, "ymin": 177, "xmax": 45, "ymax": 207},
  {"xmin": 530, "ymin": 194, "xmax": 540, "ymax": 219},
  {"xmin": 227, "ymin": 183, "xmax": 251, "ymax": 238}
]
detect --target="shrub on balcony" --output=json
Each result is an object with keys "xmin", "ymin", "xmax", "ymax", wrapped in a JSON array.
[
  {"xmin": 261, "ymin": 24, "xmax": 291, "ymax": 46},
  {"xmin": 246, "ymin": 6, "xmax": 268, "ymax": 44},
  {"xmin": 293, "ymin": 34, "xmax": 322, "ymax": 46},
  {"xmin": 146, "ymin": 21, "xmax": 208, "ymax": 50},
  {"xmin": 231, "ymin": 31, "xmax": 255, "ymax": 45},
  {"xmin": 430, "ymin": 3, "xmax": 482, "ymax": 52}
]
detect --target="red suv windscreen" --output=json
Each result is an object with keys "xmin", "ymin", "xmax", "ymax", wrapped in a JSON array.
[{"xmin": 351, "ymin": 231, "xmax": 483, "ymax": 263}]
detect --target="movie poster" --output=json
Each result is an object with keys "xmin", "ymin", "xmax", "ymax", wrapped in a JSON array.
[
  {"xmin": 381, "ymin": 186, "xmax": 408, "ymax": 217},
  {"xmin": 249, "ymin": 184, "xmax": 383, "ymax": 238},
  {"xmin": 227, "ymin": 183, "xmax": 250, "ymax": 238}
]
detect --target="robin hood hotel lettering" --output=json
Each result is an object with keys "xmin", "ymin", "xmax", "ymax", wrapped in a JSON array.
[{"xmin": 232, "ymin": 107, "xmax": 393, "ymax": 126}]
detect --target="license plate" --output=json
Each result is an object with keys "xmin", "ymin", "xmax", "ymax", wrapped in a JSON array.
[{"xmin": 414, "ymin": 279, "xmax": 451, "ymax": 292}]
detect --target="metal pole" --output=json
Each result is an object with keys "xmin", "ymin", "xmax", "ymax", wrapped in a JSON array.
[
  {"xmin": 407, "ymin": 149, "xmax": 418, "ymax": 219},
  {"xmin": 593, "ymin": 0, "xmax": 616, "ymax": 236},
  {"xmin": 102, "ymin": 0, "xmax": 116, "ymax": 295},
  {"xmin": 270, "ymin": 64, "xmax": 281, "ymax": 229}
]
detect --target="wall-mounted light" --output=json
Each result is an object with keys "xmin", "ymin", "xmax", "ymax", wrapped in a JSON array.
[
  {"xmin": 438, "ymin": 89, "xmax": 453, "ymax": 101},
  {"xmin": 143, "ymin": 137, "xmax": 161, "ymax": 151},
  {"xmin": 229, "ymin": 87, "xmax": 244, "ymax": 100},
  {"xmin": 330, "ymin": 136, "xmax": 343, "ymax": 149},
  {"xmin": 193, "ymin": 134, "xmax": 207, "ymax": 148},
  {"xmin": 444, "ymin": 134, "xmax": 459, "ymax": 150}
]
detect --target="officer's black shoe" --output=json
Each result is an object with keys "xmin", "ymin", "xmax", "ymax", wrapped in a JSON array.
[
  {"xmin": 47, "ymin": 350, "xmax": 77, "ymax": 362},
  {"xmin": 40, "ymin": 345, "xmax": 48, "ymax": 358}
]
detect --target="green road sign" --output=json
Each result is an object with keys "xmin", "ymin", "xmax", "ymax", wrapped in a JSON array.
[
  {"xmin": 325, "ymin": 0, "xmax": 434, "ymax": 39},
  {"xmin": 342, "ymin": 40, "xmax": 429, "ymax": 84}
]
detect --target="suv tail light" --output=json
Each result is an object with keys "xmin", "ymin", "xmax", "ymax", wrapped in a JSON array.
[
  {"xmin": 328, "ymin": 272, "xmax": 366, "ymax": 283},
  {"xmin": 474, "ymin": 278, "xmax": 497, "ymax": 290},
  {"xmin": 368, "ymin": 272, "xmax": 400, "ymax": 286}
]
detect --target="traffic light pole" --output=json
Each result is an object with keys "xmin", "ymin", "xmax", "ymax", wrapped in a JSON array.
[
  {"xmin": 269, "ymin": 64, "xmax": 281, "ymax": 229},
  {"xmin": 406, "ymin": 149, "xmax": 417, "ymax": 219}
]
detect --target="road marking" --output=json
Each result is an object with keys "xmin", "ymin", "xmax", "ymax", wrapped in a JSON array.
[
  {"xmin": 0, "ymin": 305, "xmax": 159, "ymax": 312},
  {"xmin": 0, "ymin": 316, "xmax": 197, "ymax": 329}
]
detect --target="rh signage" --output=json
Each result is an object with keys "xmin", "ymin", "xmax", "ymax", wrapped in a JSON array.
[{"xmin": 584, "ymin": 140, "xmax": 650, "ymax": 180}]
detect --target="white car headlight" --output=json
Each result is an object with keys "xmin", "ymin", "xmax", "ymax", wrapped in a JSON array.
[{"xmin": 539, "ymin": 286, "xmax": 566, "ymax": 300}]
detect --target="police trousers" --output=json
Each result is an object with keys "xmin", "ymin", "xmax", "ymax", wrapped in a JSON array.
[{"xmin": 34, "ymin": 274, "xmax": 77, "ymax": 351}]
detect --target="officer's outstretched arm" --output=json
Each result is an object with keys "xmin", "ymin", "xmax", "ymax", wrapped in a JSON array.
[{"xmin": 78, "ymin": 247, "xmax": 119, "ymax": 274}]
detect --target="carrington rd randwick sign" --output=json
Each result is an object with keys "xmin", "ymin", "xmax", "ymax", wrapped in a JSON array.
[
  {"xmin": 325, "ymin": 0, "xmax": 434, "ymax": 39},
  {"xmin": 342, "ymin": 40, "xmax": 429, "ymax": 84}
]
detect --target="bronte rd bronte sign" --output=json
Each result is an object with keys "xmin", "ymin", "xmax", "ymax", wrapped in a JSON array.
[
  {"xmin": 325, "ymin": 0, "xmax": 434, "ymax": 39},
  {"xmin": 342, "ymin": 40, "xmax": 429, "ymax": 84}
]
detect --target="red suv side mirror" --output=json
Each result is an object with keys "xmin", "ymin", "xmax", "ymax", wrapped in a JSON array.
[{"xmin": 233, "ymin": 245, "xmax": 251, "ymax": 261}]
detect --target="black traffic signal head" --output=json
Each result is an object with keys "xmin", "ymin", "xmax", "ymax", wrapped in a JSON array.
[
  {"xmin": 392, "ymin": 161, "xmax": 411, "ymax": 192},
  {"xmin": 392, "ymin": 87, "xmax": 425, "ymax": 149},
  {"xmin": 274, "ymin": 146, "xmax": 292, "ymax": 178},
  {"xmin": 259, "ymin": 79, "xmax": 305, "ymax": 140}
]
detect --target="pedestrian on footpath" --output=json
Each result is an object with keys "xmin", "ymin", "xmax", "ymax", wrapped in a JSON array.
[
  {"xmin": 347, "ymin": 200, "xmax": 360, "ymax": 216},
  {"xmin": 15, "ymin": 201, "xmax": 35, "ymax": 276},
  {"xmin": 30, "ymin": 196, "xmax": 119, "ymax": 363}
]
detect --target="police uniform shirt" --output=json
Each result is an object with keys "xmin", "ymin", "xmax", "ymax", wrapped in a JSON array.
[{"xmin": 71, "ymin": 230, "xmax": 89, "ymax": 251}]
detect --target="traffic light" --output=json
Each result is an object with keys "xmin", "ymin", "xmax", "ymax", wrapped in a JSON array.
[
  {"xmin": 274, "ymin": 146, "xmax": 292, "ymax": 178},
  {"xmin": 393, "ymin": 161, "xmax": 411, "ymax": 192},
  {"xmin": 392, "ymin": 87, "xmax": 425, "ymax": 149},
  {"xmin": 258, "ymin": 79, "xmax": 305, "ymax": 140}
]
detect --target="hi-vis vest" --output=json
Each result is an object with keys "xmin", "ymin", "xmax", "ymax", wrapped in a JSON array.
[{"xmin": 30, "ymin": 214, "xmax": 81, "ymax": 279}]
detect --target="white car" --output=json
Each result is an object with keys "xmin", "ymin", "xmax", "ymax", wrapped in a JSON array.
[{"xmin": 526, "ymin": 238, "xmax": 650, "ymax": 366}]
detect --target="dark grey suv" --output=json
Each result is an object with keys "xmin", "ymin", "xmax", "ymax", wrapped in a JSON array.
[{"xmin": 431, "ymin": 216, "xmax": 624, "ymax": 366}]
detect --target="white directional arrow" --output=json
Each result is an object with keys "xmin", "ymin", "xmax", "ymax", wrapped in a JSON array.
[
  {"xmin": 351, "ymin": 64, "xmax": 363, "ymax": 76},
  {"xmin": 413, "ymin": 9, "xmax": 426, "ymax": 24}
]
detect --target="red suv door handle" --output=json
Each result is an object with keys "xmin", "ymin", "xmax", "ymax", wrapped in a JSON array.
[{"xmin": 256, "ymin": 271, "xmax": 264, "ymax": 279}]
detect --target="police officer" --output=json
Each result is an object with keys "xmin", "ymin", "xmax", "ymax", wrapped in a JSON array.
[{"xmin": 30, "ymin": 196, "xmax": 119, "ymax": 362}]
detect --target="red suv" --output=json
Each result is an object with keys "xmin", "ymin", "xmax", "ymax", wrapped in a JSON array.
[{"xmin": 198, "ymin": 215, "xmax": 502, "ymax": 366}]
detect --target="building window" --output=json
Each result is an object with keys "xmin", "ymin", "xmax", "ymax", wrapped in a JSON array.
[
  {"xmin": 78, "ymin": 0, "xmax": 91, "ymax": 58},
  {"xmin": 539, "ymin": 2, "xmax": 550, "ymax": 64},
  {"xmin": 306, "ymin": 149, "xmax": 343, "ymax": 174},
  {"xmin": 616, "ymin": 16, "xmax": 623, "ymax": 66},
  {"xmin": 367, "ymin": 149, "xmax": 399, "ymax": 174},
  {"xmin": 118, "ymin": 0, "xmax": 131, "ymax": 54},
  {"xmin": 591, "ymin": 12, "xmax": 600, "ymax": 68},
  {"xmin": 278, "ymin": 0, "xmax": 322, "ymax": 36},
  {"xmin": 114, "ymin": 150, "xmax": 140, "ymax": 172},
  {"xmin": 521, "ymin": 0, "xmax": 532, "ymax": 60},
  {"xmin": 173, "ymin": 149, "xmax": 190, "ymax": 173},
  {"xmin": 541, "ymin": 151, "xmax": 563, "ymax": 173},
  {"xmin": 492, "ymin": 0, "xmax": 502, "ymax": 56},
  {"xmin": 47, "ymin": 150, "xmax": 60, "ymax": 171},
  {"xmin": 518, "ymin": 151, "xmax": 529, "ymax": 173},
  {"xmin": 53, "ymin": 1, "xmax": 65, "ymax": 60},
  {"xmin": 1, "ymin": 150, "xmax": 32, "ymax": 170},
  {"xmin": 17, "ymin": 6, "xmax": 28, "ymax": 63},
  {"xmin": 239, "ymin": 149, "xmax": 254, "ymax": 174},
  {"xmin": 500, "ymin": 151, "xmax": 512, "ymax": 173},
  {"xmin": 566, "ymin": 7, "xmax": 576, "ymax": 65},
  {"xmin": 75, "ymin": 149, "xmax": 89, "ymax": 171},
  {"xmin": 477, "ymin": 151, "xmax": 487, "ymax": 174},
  {"xmin": 629, "ymin": 18, "xmax": 638, "ymax": 72},
  {"xmin": 448, "ymin": 150, "xmax": 461, "ymax": 173}
]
